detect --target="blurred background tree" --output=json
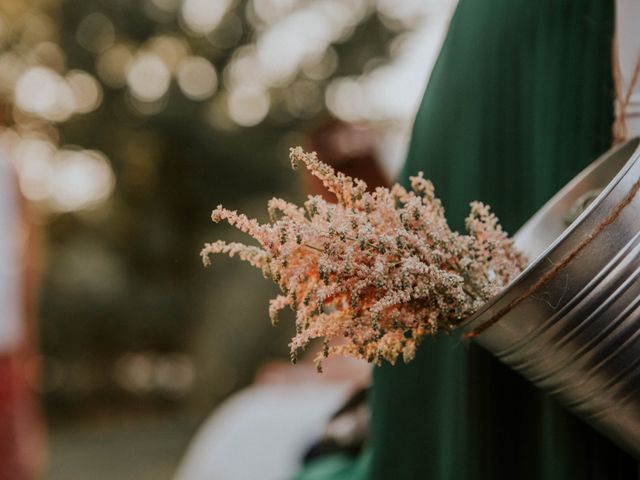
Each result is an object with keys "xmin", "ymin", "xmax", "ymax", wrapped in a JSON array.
[{"xmin": 0, "ymin": 0, "xmax": 453, "ymax": 477}]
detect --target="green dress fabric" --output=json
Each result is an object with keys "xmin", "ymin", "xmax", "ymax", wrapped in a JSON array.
[{"xmin": 296, "ymin": 0, "xmax": 639, "ymax": 478}]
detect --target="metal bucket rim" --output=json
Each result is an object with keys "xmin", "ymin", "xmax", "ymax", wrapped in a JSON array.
[{"xmin": 461, "ymin": 137, "xmax": 640, "ymax": 332}]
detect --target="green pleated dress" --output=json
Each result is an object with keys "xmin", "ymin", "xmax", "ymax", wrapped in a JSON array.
[{"xmin": 295, "ymin": 1, "xmax": 639, "ymax": 478}]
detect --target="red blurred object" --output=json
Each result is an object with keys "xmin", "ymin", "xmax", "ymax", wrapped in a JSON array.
[
  {"xmin": 304, "ymin": 119, "xmax": 391, "ymax": 200},
  {"xmin": 0, "ymin": 353, "xmax": 42, "ymax": 480},
  {"xmin": 0, "ymin": 151, "xmax": 44, "ymax": 480}
]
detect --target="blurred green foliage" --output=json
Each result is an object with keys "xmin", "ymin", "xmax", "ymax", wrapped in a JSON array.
[{"xmin": 0, "ymin": 0, "xmax": 403, "ymax": 418}]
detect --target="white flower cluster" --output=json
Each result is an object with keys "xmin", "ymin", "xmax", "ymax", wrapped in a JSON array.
[{"xmin": 202, "ymin": 147, "xmax": 525, "ymax": 370}]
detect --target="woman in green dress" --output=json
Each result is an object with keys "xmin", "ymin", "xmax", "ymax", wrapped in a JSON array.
[{"xmin": 296, "ymin": 0, "xmax": 639, "ymax": 478}]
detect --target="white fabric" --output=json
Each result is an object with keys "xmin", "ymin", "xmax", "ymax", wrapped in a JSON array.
[
  {"xmin": 0, "ymin": 148, "xmax": 21, "ymax": 352},
  {"xmin": 616, "ymin": 0, "xmax": 640, "ymax": 138},
  {"xmin": 174, "ymin": 382, "xmax": 352, "ymax": 480}
]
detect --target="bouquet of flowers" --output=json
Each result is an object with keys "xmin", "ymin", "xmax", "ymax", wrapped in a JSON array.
[{"xmin": 201, "ymin": 147, "xmax": 525, "ymax": 371}]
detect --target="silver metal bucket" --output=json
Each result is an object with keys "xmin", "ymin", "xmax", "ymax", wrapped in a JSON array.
[{"xmin": 462, "ymin": 137, "xmax": 640, "ymax": 458}]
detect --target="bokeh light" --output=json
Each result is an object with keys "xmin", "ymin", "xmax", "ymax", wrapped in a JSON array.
[
  {"xmin": 147, "ymin": 35, "xmax": 190, "ymax": 73},
  {"xmin": 180, "ymin": 0, "xmax": 232, "ymax": 35},
  {"xmin": 30, "ymin": 41, "xmax": 66, "ymax": 71},
  {"xmin": 47, "ymin": 149, "xmax": 115, "ymax": 212},
  {"xmin": 227, "ymin": 84, "xmax": 270, "ymax": 126},
  {"xmin": 326, "ymin": 0, "xmax": 455, "ymax": 121},
  {"xmin": 96, "ymin": 42, "xmax": 134, "ymax": 87},
  {"xmin": 12, "ymin": 141, "xmax": 112, "ymax": 211},
  {"xmin": 66, "ymin": 70, "xmax": 103, "ymax": 113},
  {"xmin": 13, "ymin": 136, "xmax": 57, "ymax": 202},
  {"xmin": 376, "ymin": 0, "xmax": 432, "ymax": 24},
  {"xmin": 14, "ymin": 66, "xmax": 75, "ymax": 122},
  {"xmin": 76, "ymin": 12, "xmax": 116, "ymax": 53},
  {"xmin": 126, "ymin": 52, "xmax": 171, "ymax": 102},
  {"xmin": 14, "ymin": 67, "xmax": 59, "ymax": 115},
  {"xmin": 250, "ymin": 0, "xmax": 299, "ymax": 25},
  {"xmin": 301, "ymin": 47, "xmax": 338, "ymax": 81},
  {"xmin": 114, "ymin": 352, "xmax": 195, "ymax": 397},
  {"xmin": 177, "ymin": 56, "xmax": 217, "ymax": 100},
  {"xmin": 6, "ymin": 133, "xmax": 116, "ymax": 212}
]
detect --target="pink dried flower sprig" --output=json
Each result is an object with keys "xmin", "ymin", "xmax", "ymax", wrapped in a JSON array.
[{"xmin": 201, "ymin": 147, "xmax": 526, "ymax": 371}]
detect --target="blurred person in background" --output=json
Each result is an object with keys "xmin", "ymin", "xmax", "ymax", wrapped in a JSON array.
[{"xmin": 0, "ymin": 142, "xmax": 44, "ymax": 479}]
